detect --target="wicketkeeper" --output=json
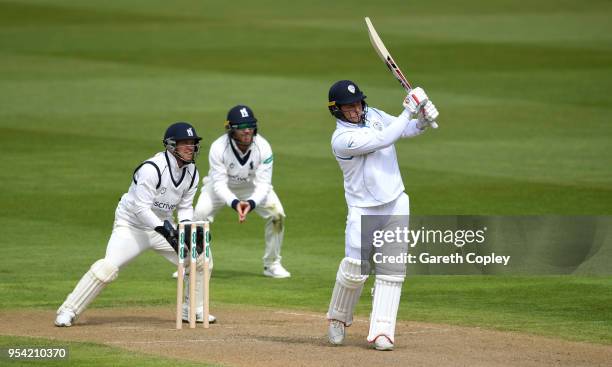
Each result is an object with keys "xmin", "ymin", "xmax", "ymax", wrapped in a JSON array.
[
  {"xmin": 325, "ymin": 80, "xmax": 438, "ymax": 350},
  {"xmin": 55, "ymin": 122, "xmax": 216, "ymax": 327}
]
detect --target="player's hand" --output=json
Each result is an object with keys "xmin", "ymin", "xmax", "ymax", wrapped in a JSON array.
[
  {"xmin": 423, "ymin": 100, "xmax": 439, "ymax": 122},
  {"xmin": 195, "ymin": 226, "xmax": 206, "ymax": 255},
  {"xmin": 403, "ymin": 87, "xmax": 428, "ymax": 114},
  {"xmin": 237, "ymin": 201, "xmax": 252, "ymax": 223},
  {"xmin": 154, "ymin": 220, "xmax": 179, "ymax": 253},
  {"xmin": 416, "ymin": 101, "xmax": 439, "ymax": 129}
]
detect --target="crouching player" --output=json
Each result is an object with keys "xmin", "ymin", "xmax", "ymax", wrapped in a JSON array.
[{"xmin": 55, "ymin": 122, "xmax": 215, "ymax": 326}]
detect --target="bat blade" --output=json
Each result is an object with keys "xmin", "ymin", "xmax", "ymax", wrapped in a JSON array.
[
  {"xmin": 365, "ymin": 17, "xmax": 438, "ymax": 129},
  {"xmin": 365, "ymin": 17, "xmax": 412, "ymax": 91}
]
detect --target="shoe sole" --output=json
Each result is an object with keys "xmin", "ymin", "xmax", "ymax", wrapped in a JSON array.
[{"xmin": 371, "ymin": 336, "xmax": 394, "ymax": 351}]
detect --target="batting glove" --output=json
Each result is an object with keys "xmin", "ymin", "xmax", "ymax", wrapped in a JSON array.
[
  {"xmin": 423, "ymin": 100, "xmax": 439, "ymax": 122},
  {"xmin": 416, "ymin": 101, "xmax": 439, "ymax": 129},
  {"xmin": 403, "ymin": 87, "xmax": 428, "ymax": 114}
]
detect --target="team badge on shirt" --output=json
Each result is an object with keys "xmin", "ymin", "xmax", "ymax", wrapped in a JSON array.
[{"xmin": 370, "ymin": 120, "xmax": 383, "ymax": 131}]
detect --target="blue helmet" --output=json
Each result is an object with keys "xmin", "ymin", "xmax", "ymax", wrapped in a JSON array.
[
  {"xmin": 225, "ymin": 105, "xmax": 258, "ymax": 131},
  {"xmin": 225, "ymin": 105, "xmax": 258, "ymax": 136},
  {"xmin": 327, "ymin": 80, "xmax": 367, "ymax": 122},
  {"xmin": 163, "ymin": 122, "xmax": 202, "ymax": 164}
]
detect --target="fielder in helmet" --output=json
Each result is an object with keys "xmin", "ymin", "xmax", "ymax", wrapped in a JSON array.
[
  {"xmin": 325, "ymin": 80, "xmax": 439, "ymax": 351},
  {"xmin": 191, "ymin": 104, "xmax": 291, "ymax": 278},
  {"xmin": 55, "ymin": 121, "xmax": 217, "ymax": 327}
]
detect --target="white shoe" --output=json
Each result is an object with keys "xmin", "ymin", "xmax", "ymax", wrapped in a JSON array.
[
  {"xmin": 263, "ymin": 263, "xmax": 291, "ymax": 278},
  {"xmin": 55, "ymin": 309, "xmax": 75, "ymax": 327},
  {"xmin": 182, "ymin": 305, "xmax": 217, "ymax": 324},
  {"xmin": 328, "ymin": 320, "xmax": 345, "ymax": 345},
  {"xmin": 372, "ymin": 335, "xmax": 394, "ymax": 351},
  {"xmin": 172, "ymin": 271, "xmax": 178, "ymax": 279}
]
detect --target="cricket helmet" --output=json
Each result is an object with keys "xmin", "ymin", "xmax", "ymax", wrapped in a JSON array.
[
  {"xmin": 163, "ymin": 121, "xmax": 202, "ymax": 164},
  {"xmin": 328, "ymin": 80, "xmax": 367, "ymax": 122},
  {"xmin": 225, "ymin": 105, "xmax": 258, "ymax": 136}
]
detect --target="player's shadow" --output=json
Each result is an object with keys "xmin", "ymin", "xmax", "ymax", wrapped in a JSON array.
[
  {"xmin": 77, "ymin": 315, "xmax": 170, "ymax": 326},
  {"xmin": 250, "ymin": 334, "xmax": 329, "ymax": 346}
]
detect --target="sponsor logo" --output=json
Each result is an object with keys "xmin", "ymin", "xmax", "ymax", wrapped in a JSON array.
[
  {"xmin": 228, "ymin": 174, "xmax": 249, "ymax": 183},
  {"xmin": 153, "ymin": 201, "xmax": 177, "ymax": 211}
]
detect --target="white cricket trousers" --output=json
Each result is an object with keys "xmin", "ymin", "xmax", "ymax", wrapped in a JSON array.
[{"xmin": 344, "ymin": 193, "xmax": 410, "ymax": 260}]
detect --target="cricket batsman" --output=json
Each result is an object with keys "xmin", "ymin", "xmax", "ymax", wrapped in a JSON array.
[
  {"xmin": 193, "ymin": 105, "xmax": 290, "ymax": 278},
  {"xmin": 55, "ymin": 122, "xmax": 216, "ymax": 326},
  {"xmin": 325, "ymin": 80, "xmax": 438, "ymax": 350}
]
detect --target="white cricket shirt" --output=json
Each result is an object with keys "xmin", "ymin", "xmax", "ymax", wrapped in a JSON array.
[
  {"xmin": 207, "ymin": 134, "xmax": 274, "ymax": 207},
  {"xmin": 331, "ymin": 107, "xmax": 424, "ymax": 207},
  {"xmin": 115, "ymin": 151, "xmax": 199, "ymax": 229}
]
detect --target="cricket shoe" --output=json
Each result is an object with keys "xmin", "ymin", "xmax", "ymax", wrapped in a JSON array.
[
  {"xmin": 55, "ymin": 309, "xmax": 76, "ymax": 327},
  {"xmin": 371, "ymin": 335, "xmax": 394, "ymax": 351},
  {"xmin": 182, "ymin": 306, "xmax": 217, "ymax": 324},
  {"xmin": 328, "ymin": 320, "xmax": 345, "ymax": 345},
  {"xmin": 263, "ymin": 263, "xmax": 291, "ymax": 278}
]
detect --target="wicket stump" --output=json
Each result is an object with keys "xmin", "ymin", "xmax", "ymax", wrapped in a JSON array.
[{"xmin": 176, "ymin": 221, "xmax": 210, "ymax": 329}]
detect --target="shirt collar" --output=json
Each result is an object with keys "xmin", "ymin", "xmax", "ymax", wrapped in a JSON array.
[
  {"xmin": 229, "ymin": 136, "xmax": 252, "ymax": 157},
  {"xmin": 336, "ymin": 119, "xmax": 366, "ymax": 129},
  {"xmin": 165, "ymin": 150, "xmax": 187, "ymax": 172}
]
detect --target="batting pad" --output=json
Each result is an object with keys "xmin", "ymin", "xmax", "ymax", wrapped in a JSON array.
[
  {"xmin": 367, "ymin": 274, "xmax": 404, "ymax": 343},
  {"xmin": 58, "ymin": 259, "xmax": 119, "ymax": 316},
  {"xmin": 327, "ymin": 257, "xmax": 368, "ymax": 326}
]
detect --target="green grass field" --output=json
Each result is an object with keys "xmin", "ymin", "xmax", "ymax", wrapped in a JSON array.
[
  {"xmin": 1, "ymin": 0, "xmax": 611, "ymax": 364},
  {"xmin": 0, "ymin": 336, "xmax": 215, "ymax": 367}
]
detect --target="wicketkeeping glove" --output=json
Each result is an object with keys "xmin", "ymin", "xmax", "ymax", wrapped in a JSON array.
[
  {"xmin": 154, "ymin": 220, "xmax": 179, "ymax": 254},
  {"xmin": 402, "ymin": 87, "xmax": 428, "ymax": 114},
  {"xmin": 195, "ymin": 226, "xmax": 205, "ymax": 255}
]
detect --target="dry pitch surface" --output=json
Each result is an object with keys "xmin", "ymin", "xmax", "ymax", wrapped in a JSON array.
[{"xmin": 2, "ymin": 306, "xmax": 610, "ymax": 367}]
